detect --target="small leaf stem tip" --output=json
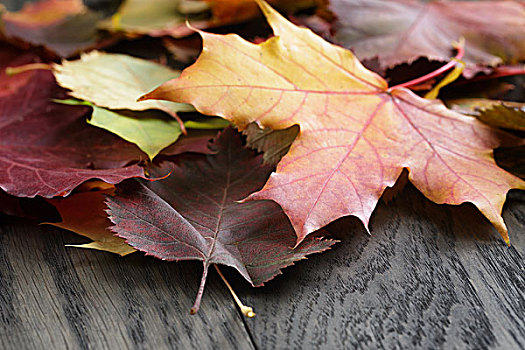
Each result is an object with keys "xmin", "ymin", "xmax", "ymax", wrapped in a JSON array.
[{"xmin": 214, "ymin": 265, "xmax": 256, "ymax": 318}]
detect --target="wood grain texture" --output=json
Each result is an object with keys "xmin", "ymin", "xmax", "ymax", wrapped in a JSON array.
[
  {"xmin": 233, "ymin": 185, "xmax": 525, "ymax": 350},
  {"xmin": 0, "ymin": 218, "xmax": 255, "ymax": 350},
  {"xmin": 0, "ymin": 185, "xmax": 523, "ymax": 349}
]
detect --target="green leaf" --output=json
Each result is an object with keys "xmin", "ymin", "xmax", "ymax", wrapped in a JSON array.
[
  {"xmin": 184, "ymin": 116, "xmax": 231, "ymax": 130},
  {"xmin": 56, "ymin": 99, "xmax": 181, "ymax": 160},
  {"xmin": 53, "ymin": 51, "xmax": 194, "ymax": 116}
]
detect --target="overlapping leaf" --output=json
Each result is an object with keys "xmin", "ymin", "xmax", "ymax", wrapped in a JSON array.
[
  {"xmin": 0, "ymin": 45, "xmax": 146, "ymax": 198},
  {"xmin": 243, "ymin": 123, "xmax": 299, "ymax": 165},
  {"xmin": 53, "ymin": 51, "xmax": 194, "ymax": 116},
  {"xmin": 46, "ymin": 182, "xmax": 135, "ymax": 256},
  {"xmin": 478, "ymin": 104, "xmax": 525, "ymax": 132},
  {"xmin": 107, "ymin": 128, "xmax": 335, "ymax": 312},
  {"xmin": 98, "ymin": 0, "xmax": 209, "ymax": 38},
  {"xmin": 99, "ymin": 0, "xmax": 317, "ymax": 38},
  {"xmin": 208, "ymin": 0, "xmax": 318, "ymax": 26},
  {"xmin": 1, "ymin": 0, "xmax": 106, "ymax": 57},
  {"xmin": 57, "ymin": 100, "xmax": 183, "ymax": 160},
  {"xmin": 51, "ymin": 52, "xmax": 213, "ymax": 159},
  {"xmin": 143, "ymin": 0, "xmax": 525, "ymax": 244},
  {"xmin": 448, "ymin": 98, "xmax": 525, "ymax": 131},
  {"xmin": 329, "ymin": 0, "xmax": 525, "ymax": 71}
]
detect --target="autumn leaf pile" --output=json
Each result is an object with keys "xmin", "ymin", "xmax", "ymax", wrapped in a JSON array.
[{"xmin": 0, "ymin": 0, "xmax": 524, "ymax": 314}]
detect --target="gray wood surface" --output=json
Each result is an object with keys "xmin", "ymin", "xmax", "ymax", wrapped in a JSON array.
[{"xmin": 0, "ymin": 185, "xmax": 523, "ymax": 349}]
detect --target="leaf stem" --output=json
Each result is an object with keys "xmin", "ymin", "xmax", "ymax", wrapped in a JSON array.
[
  {"xmin": 190, "ymin": 264, "xmax": 209, "ymax": 314},
  {"xmin": 166, "ymin": 110, "xmax": 188, "ymax": 135},
  {"xmin": 389, "ymin": 40, "xmax": 465, "ymax": 90},
  {"xmin": 5, "ymin": 63, "xmax": 52, "ymax": 76},
  {"xmin": 452, "ymin": 65, "xmax": 525, "ymax": 86},
  {"xmin": 214, "ymin": 264, "xmax": 256, "ymax": 318}
]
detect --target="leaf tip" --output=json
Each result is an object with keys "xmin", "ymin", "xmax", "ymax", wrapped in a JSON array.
[
  {"xmin": 503, "ymin": 234, "xmax": 511, "ymax": 247},
  {"xmin": 496, "ymin": 224, "xmax": 511, "ymax": 247},
  {"xmin": 137, "ymin": 93, "xmax": 150, "ymax": 102}
]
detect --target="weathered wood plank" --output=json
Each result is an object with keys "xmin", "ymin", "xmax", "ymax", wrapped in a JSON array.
[
  {"xmin": 234, "ymin": 186, "xmax": 524, "ymax": 350},
  {"xmin": 0, "ymin": 219, "xmax": 255, "ymax": 350},
  {"xmin": 0, "ymin": 186, "xmax": 523, "ymax": 349}
]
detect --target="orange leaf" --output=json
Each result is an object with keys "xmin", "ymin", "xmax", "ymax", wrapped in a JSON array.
[
  {"xmin": 142, "ymin": 0, "xmax": 525, "ymax": 244},
  {"xmin": 46, "ymin": 184, "xmax": 135, "ymax": 256}
]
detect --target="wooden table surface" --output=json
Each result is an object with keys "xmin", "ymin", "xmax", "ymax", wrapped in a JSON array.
[{"xmin": 0, "ymin": 185, "xmax": 523, "ymax": 349}]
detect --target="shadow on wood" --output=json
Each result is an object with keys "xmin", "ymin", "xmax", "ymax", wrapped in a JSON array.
[{"xmin": 0, "ymin": 184, "xmax": 523, "ymax": 349}]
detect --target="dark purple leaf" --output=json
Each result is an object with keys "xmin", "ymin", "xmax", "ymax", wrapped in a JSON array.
[
  {"xmin": 107, "ymin": 128, "xmax": 335, "ymax": 313},
  {"xmin": 0, "ymin": 44, "xmax": 147, "ymax": 197}
]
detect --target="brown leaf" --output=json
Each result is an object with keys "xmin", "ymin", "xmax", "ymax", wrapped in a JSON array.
[
  {"xmin": 1, "ymin": 0, "xmax": 108, "ymax": 57},
  {"xmin": 329, "ymin": 0, "xmax": 525, "ymax": 71},
  {"xmin": 243, "ymin": 123, "xmax": 299, "ymax": 165}
]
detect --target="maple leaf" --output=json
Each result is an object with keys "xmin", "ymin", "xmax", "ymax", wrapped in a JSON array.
[
  {"xmin": 329, "ymin": 0, "xmax": 525, "ymax": 71},
  {"xmin": 106, "ymin": 128, "xmax": 335, "ymax": 312},
  {"xmin": 142, "ymin": 0, "xmax": 525, "ymax": 244},
  {"xmin": 0, "ymin": 45, "xmax": 146, "ymax": 198},
  {"xmin": 1, "ymin": 0, "xmax": 106, "ymax": 57},
  {"xmin": 46, "ymin": 182, "xmax": 136, "ymax": 256}
]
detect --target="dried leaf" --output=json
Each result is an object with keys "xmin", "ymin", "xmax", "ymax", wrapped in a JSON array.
[
  {"xmin": 107, "ymin": 128, "xmax": 335, "ymax": 312},
  {"xmin": 143, "ymin": 1, "xmax": 525, "ymax": 244},
  {"xmin": 1, "ymin": 0, "xmax": 105, "ymax": 57},
  {"xmin": 46, "ymin": 187, "xmax": 135, "ymax": 256},
  {"xmin": 448, "ymin": 98, "xmax": 525, "ymax": 131},
  {"xmin": 56, "ymin": 99, "xmax": 182, "ymax": 160},
  {"xmin": 53, "ymin": 51, "xmax": 194, "ymax": 116},
  {"xmin": 478, "ymin": 104, "xmax": 525, "ymax": 132},
  {"xmin": 329, "ymin": 0, "xmax": 525, "ymax": 71},
  {"xmin": 0, "ymin": 45, "xmax": 146, "ymax": 198},
  {"xmin": 243, "ymin": 123, "xmax": 299, "ymax": 165},
  {"xmin": 99, "ymin": 0, "xmax": 209, "ymax": 38}
]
